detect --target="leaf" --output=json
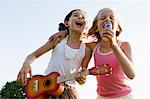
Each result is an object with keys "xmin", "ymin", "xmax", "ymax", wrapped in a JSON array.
[{"xmin": 0, "ymin": 80, "xmax": 25, "ymax": 99}]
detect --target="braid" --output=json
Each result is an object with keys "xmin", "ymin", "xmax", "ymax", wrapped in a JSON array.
[{"xmin": 58, "ymin": 23, "xmax": 67, "ymax": 31}]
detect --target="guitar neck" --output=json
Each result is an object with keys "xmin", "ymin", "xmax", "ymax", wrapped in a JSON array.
[{"xmin": 57, "ymin": 70, "xmax": 89, "ymax": 83}]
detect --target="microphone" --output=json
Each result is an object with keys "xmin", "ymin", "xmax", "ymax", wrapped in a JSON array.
[
  {"xmin": 102, "ymin": 22, "xmax": 112, "ymax": 41},
  {"xmin": 104, "ymin": 23, "xmax": 112, "ymax": 29}
]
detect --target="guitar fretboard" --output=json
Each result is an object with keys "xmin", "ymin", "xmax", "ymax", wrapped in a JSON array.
[{"xmin": 57, "ymin": 70, "xmax": 89, "ymax": 83}]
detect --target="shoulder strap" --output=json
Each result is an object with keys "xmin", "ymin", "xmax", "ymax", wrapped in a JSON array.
[{"xmin": 92, "ymin": 43, "xmax": 100, "ymax": 56}]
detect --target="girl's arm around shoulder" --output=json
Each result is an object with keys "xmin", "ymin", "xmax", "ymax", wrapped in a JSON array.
[
  {"xmin": 49, "ymin": 30, "xmax": 68, "ymax": 43},
  {"xmin": 32, "ymin": 36, "xmax": 62, "ymax": 58},
  {"xmin": 75, "ymin": 45, "xmax": 93, "ymax": 85},
  {"xmin": 81, "ymin": 45, "xmax": 93, "ymax": 70},
  {"xmin": 17, "ymin": 37, "xmax": 61, "ymax": 85}
]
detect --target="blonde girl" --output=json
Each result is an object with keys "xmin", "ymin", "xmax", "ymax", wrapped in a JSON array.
[
  {"xmin": 88, "ymin": 8, "xmax": 135, "ymax": 99},
  {"xmin": 52, "ymin": 7, "xmax": 135, "ymax": 99}
]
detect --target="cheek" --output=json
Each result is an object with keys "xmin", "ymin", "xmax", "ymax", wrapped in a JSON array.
[
  {"xmin": 97, "ymin": 23, "xmax": 103, "ymax": 31},
  {"xmin": 68, "ymin": 21, "xmax": 74, "ymax": 28}
]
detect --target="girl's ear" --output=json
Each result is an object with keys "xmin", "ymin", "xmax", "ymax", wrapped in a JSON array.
[
  {"xmin": 116, "ymin": 22, "xmax": 122, "ymax": 36},
  {"xmin": 64, "ymin": 21, "xmax": 69, "ymax": 27}
]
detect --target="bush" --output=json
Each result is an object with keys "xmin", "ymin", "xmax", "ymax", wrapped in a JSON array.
[{"xmin": 0, "ymin": 80, "xmax": 25, "ymax": 99}]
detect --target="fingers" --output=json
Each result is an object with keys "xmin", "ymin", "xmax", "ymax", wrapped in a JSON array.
[
  {"xmin": 56, "ymin": 36, "xmax": 63, "ymax": 43},
  {"xmin": 97, "ymin": 64, "xmax": 112, "ymax": 76},
  {"xmin": 23, "ymin": 72, "xmax": 27, "ymax": 85},
  {"xmin": 103, "ymin": 64, "xmax": 112, "ymax": 75},
  {"xmin": 17, "ymin": 70, "xmax": 29, "ymax": 85},
  {"xmin": 75, "ymin": 72, "xmax": 86, "ymax": 85},
  {"xmin": 17, "ymin": 72, "xmax": 21, "ymax": 83},
  {"xmin": 49, "ymin": 33, "xmax": 59, "ymax": 42},
  {"xmin": 75, "ymin": 73, "xmax": 85, "ymax": 84},
  {"xmin": 29, "ymin": 69, "xmax": 32, "ymax": 78},
  {"xmin": 17, "ymin": 71, "xmax": 25, "ymax": 85},
  {"xmin": 101, "ymin": 29, "xmax": 116, "ymax": 40},
  {"xmin": 49, "ymin": 32, "xmax": 64, "ymax": 42},
  {"xmin": 101, "ymin": 31, "xmax": 113, "ymax": 39},
  {"xmin": 49, "ymin": 35, "xmax": 54, "ymax": 41},
  {"xmin": 101, "ymin": 33, "xmax": 113, "ymax": 38}
]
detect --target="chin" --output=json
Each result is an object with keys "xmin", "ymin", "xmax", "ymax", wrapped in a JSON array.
[
  {"xmin": 73, "ymin": 28, "xmax": 84, "ymax": 34},
  {"xmin": 77, "ymin": 30, "xmax": 84, "ymax": 34}
]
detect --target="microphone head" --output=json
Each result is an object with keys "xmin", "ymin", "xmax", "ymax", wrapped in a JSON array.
[
  {"xmin": 102, "ymin": 23, "xmax": 112, "ymax": 42},
  {"xmin": 104, "ymin": 23, "xmax": 112, "ymax": 29}
]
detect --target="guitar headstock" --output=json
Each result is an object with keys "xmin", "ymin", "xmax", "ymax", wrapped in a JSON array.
[{"xmin": 89, "ymin": 64, "xmax": 112, "ymax": 75}]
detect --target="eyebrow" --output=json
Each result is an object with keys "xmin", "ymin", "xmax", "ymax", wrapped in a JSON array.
[
  {"xmin": 73, "ymin": 11, "xmax": 86, "ymax": 15},
  {"xmin": 100, "ymin": 15, "xmax": 114, "ymax": 18},
  {"xmin": 72, "ymin": 11, "xmax": 87, "ymax": 18}
]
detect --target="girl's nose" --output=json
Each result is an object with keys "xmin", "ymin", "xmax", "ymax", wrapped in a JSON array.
[
  {"xmin": 78, "ymin": 15, "xmax": 83, "ymax": 19},
  {"xmin": 105, "ymin": 17, "xmax": 111, "ymax": 21}
]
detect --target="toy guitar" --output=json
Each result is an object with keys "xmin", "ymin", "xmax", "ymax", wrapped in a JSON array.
[{"xmin": 26, "ymin": 65, "xmax": 111, "ymax": 99}]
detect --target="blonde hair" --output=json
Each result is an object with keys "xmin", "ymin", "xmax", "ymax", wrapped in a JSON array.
[{"xmin": 88, "ymin": 8, "xmax": 122, "ymax": 39}]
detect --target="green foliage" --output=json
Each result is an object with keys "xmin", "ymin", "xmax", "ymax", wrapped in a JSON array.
[{"xmin": 0, "ymin": 80, "xmax": 25, "ymax": 99}]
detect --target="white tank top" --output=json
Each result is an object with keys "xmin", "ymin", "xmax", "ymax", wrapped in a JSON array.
[{"xmin": 44, "ymin": 37, "xmax": 86, "ymax": 85}]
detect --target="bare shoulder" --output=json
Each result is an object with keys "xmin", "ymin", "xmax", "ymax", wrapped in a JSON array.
[
  {"xmin": 120, "ymin": 41, "xmax": 133, "ymax": 61},
  {"xmin": 85, "ymin": 42, "xmax": 98, "ymax": 51},
  {"xmin": 121, "ymin": 42, "xmax": 131, "ymax": 51},
  {"xmin": 85, "ymin": 45, "xmax": 92, "ymax": 55},
  {"xmin": 120, "ymin": 41, "xmax": 132, "ymax": 59}
]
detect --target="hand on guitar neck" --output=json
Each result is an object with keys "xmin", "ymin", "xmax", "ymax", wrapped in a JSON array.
[
  {"xmin": 75, "ymin": 64, "xmax": 112, "ymax": 85},
  {"xmin": 25, "ymin": 65, "xmax": 112, "ymax": 98}
]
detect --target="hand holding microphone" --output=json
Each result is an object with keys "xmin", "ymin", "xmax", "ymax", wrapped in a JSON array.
[{"xmin": 102, "ymin": 21, "xmax": 112, "ymax": 41}]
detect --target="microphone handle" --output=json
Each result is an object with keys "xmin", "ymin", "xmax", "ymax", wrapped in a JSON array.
[{"xmin": 102, "ymin": 23, "xmax": 112, "ymax": 41}]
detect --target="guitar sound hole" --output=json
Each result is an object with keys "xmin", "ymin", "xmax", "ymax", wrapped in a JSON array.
[{"xmin": 45, "ymin": 80, "xmax": 51, "ymax": 87}]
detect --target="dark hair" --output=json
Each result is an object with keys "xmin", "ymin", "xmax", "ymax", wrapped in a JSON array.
[
  {"xmin": 58, "ymin": 23, "xmax": 67, "ymax": 31},
  {"xmin": 58, "ymin": 9, "xmax": 83, "ymax": 31}
]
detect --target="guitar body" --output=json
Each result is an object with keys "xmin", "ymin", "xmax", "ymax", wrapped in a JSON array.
[
  {"xmin": 26, "ymin": 72, "xmax": 64, "ymax": 99},
  {"xmin": 25, "ymin": 65, "xmax": 112, "ymax": 98}
]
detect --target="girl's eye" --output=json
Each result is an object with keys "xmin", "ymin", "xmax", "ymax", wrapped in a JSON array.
[
  {"xmin": 82, "ymin": 16, "xmax": 85, "ymax": 19},
  {"xmin": 74, "ymin": 14, "xmax": 85, "ymax": 19},
  {"xmin": 110, "ymin": 16, "xmax": 114, "ymax": 20},
  {"xmin": 100, "ymin": 16, "xmax": 105, "ymax": 20},
  {"xmin": 74, "ymin": 14, "xmax": 78, "ymax": 17}
]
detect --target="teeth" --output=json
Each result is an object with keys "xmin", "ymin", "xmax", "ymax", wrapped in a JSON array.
[
  {"xmin": 75, "ymin": 20, "xmax": 83, "ymax": 26},
  {"xmin": 76, "ymin": 22, "xmax": 83, "ymax": 26}
]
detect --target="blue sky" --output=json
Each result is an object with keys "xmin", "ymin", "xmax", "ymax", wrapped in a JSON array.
[{"xmin": 0, "ymin": 0, "xmax": 150, "ymax": 98}]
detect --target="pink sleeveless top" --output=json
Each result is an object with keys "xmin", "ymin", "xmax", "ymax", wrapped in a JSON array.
[{"xmin": 93, "ymin": 41, "xmax": 131, "ymax": 98}]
